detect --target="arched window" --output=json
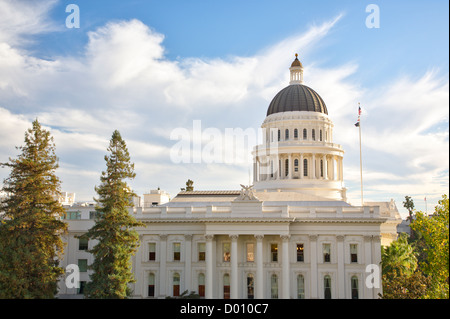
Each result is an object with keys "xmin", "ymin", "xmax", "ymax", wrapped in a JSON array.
[
  {"xmin": 223, "ymin": 274, "xmax": 230, "ymax": 299},
  {"xmin": 312, "ymin": 129, "xmax": 316, "ymax": 141},
  {"xmin": 297, "ymin": 275, "xmax": 305, "ymax": 299},
  {"xmin": 303, "ymin": 128, "xmax": 307, "ymax": 140},
  {"xmin": 285, "ymin": 159, "xmax": 289, "ymax": 177},
  {"xmin": 294, "ymin": 159, "xmax": 299, "ymax": 172},
  {"xmin": 320, "ymin": 160, "xmax": 324, "ymax": 177},
  {"xmin": 294, "ymin": 128, "xmax": 298, "ymax": 139},
  {"xmin": 198, "ymin": 273, "xmax": 205, "ymax": 297},
  {"xmin": 173, "ymin": 273, "xmax": 180, "ymax": 297},
  {"xmin": 277, "ymin": 130, "xmax": 281, "ymax": 142},
  {"xmin": 271, "ymin": 274, "xmax": 278, "ymax": 299},
  {"xmin": 351, "ymin": 276, "xmax": 359, "ymax": 299},
  {"xmin": 303, "ymin": 159, "xmax": 308, "ymax": 177},
  {"xmin": 148, "ymin": 273, "xmax": 155, "ymax": 297},
  {"xmin": 285, "ymin": 129, "xmax": 289, "ymax": 140},
  {"xmin": 320, "ymin": 130, "xmax": 323, "ymax": 141},
  {"xmin": 270, "ymin": 160, "xmax": 273, "ymax": 178},
  {"xmin": 247, "ymin": 274, "xmax": 254, "ymax": 299},
  {"xmin": 324, "ymin": 275, "xmax": 331, "ymax": 299}
]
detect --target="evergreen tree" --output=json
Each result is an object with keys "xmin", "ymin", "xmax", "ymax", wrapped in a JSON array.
[
  {"xmin": 0, "ymin": 119, "xmax": 67, "ymax": 298},
  {"xmin": 82, "ymin": 130, "xmax": 144, "ymax": 298}
]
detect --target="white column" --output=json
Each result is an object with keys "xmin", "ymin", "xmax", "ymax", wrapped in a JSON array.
[
  {"xmin": 205, "ymin": 234, "xmax": 215, "ymax": 299},
  {"xmin": 372, "ymin": 235, "xmax": 382, "ymax": 298},
  {"xmin": 312, "ymin": 154, "xmax": 316, "ymax": 179},
  {"xmin": 323, "ymin": 155, "xmax": 328, "ymax": 180},
  {"xmin": 159, "ymin": 234, "xmax": 167, "ymax": 298},
  {"xmin": 230, "ymin": 234, "xmax": 239, "ymax": 299},
  {"xmin": 309, "ymin": 235, "xmax": 318, "ymax": 298},
  {"xmin": 281, "ymin": 235, "xmax": 291, "ymax": 299},
  {"xmin": 184, "ymin": 234, "xmax": 192, "ymax": 293},
  {"xmin": 275, "ymin": 155, "xmax": 279, "ymax": 180},
  {"xmin": 363, "ymin": 235, "xmax": 372, "ymax": 299},
  {"xmin": 255, "ymin": 235, "xmax": 264, "ymax": 299},
  {"xmin": 300, "ymin": 154, "xmax": 304, "ymax": 179},
  {"xmin": 337, "ymin": 235, "xmax": 345, "ymax": 299}
]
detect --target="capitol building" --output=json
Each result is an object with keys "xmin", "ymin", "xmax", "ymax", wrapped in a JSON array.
[{"xmin": 58, "ymin": 55, "xmax": 401, "ymax": 299}]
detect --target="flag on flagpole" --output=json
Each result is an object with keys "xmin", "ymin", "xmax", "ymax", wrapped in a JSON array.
[{"xmin": 354, "ymin": 104, "xmax": 361, "ymax": 127}]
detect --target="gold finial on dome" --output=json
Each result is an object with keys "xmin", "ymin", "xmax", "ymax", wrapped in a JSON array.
[{"xmin": 290, "ymin": 53, "xmax": 303, "ymax": 68}]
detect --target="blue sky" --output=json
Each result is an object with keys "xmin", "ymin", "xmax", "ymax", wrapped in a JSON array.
[{"xmin": 0, "ymin": 0, "xmax": 448, "ymax": 218}]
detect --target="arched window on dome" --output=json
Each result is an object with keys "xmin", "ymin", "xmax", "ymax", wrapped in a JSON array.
[
  {"xmin": 285, "ymin": 129, "xmax": 289, "ymax": 140},
  {"xmin": 312, "ymin": 129, "xmax": 316, "ymax": 141},
  {"xmin": 303, "ymin": 129, "xmax": 307, "ymax": 140},
  {"xmin": 320, "ymin": 130, "xmax": 323, "ymax": 141},
  {"xmin": 270, "ymin": 160, "xmax": 274, "ymax": 178},
  {"xmin": 294, "ymin": 128, "xmax": 298, "ymax": 139},
  {"xmin": 278, "ymin": 130, "xmax": 281, "ymax": 142},
  {"xmin": 294, "ymin": 159, "xmax": 299, "ymax": 172},
  {"xmin": 303, "ymin": 159, "xmax": 308, "ymax": 177},
  {"xmin": 320, "ymin": 160, "xmax": 324, "ymax": 177},
  {"xmin": 285, "ymin": 159, "xmax": 289, "ymax": 177}
]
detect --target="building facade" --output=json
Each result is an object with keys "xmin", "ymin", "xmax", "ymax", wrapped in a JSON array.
[{"xmin": 57, "ymin": 55, "xmax": 401, "ymax": 299}]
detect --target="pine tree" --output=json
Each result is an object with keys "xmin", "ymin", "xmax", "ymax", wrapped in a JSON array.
[
  {"xmin": 0, "ymin": 119, "xmax": 67, "ymax": 298},
  {"xmin": 82, "ymin": 130, "xmax": 144, "ymax": 298}
]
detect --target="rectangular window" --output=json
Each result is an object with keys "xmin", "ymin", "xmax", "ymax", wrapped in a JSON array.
[
  {"xmin": 148, "ymin": 243, "xmax": 156, "ymax": 261},
  {"xmin": 198, "ymin": 242, "xmax": 206, "ymax": 261},
  {"xmin": 223, "ymin": 242, "xmax": 231, "ymax": 262},
  {"xmin": 198, "ymin": 274, "xmax": 205, "ymax": 297},
  {"xmin": 350, "ymin": 244, "xmax": 358, "ymax": 263},
  {"xmin": 223, "ymin": 275, "xmax": 230, "ymax": 299},
  {"xmin": 78, "ymin": 238, "xmax": 88, "ymax": 251},
  {"xmin": 271, "ymin": 244, "xmax": 278, "ymax": 262},
  {"xmin": 78, "ymin": 259, "xmax": 88, "ymax": 272},
  {"xmin": 148, "ymin": 274, "xmax": 155, "ymax": 297},
  {"xmin": 66, "ymin": 211, "xmax": 81, "ymax": 220},
  {"xmin": 296, "ymin": 244, "xmax": 304, "ymax": 262},
  {"xmin": 89, "ymin": 211, "xmax": 103, "ymax": 219},
  {"xmin": 77, "ymin": 281, "xmax": 86, "ymax": 295},
  {"xmin": 246, "ymin": 243, "xmax": 254, "ymax": 262},
  {"xmin": 323, "ymin": 244, "xmax": 331, "ymax": 263},
  {"xmin": 173, "ymin": 242, "xmax": 181, "ymax": 261}
]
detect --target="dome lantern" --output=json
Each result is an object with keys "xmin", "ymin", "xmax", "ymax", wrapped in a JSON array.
[{"xmin": 289, "ymin": 53, "xmax": 304, "ymax": 85}]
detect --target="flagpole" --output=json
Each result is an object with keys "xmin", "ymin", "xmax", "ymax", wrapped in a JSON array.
[{"xmin": 358, "ymin": 103, "xmax": 363, "ymax": 206}]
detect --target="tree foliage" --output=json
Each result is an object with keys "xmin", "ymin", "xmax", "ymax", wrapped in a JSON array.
[
  {"xmin": 81, "ymin": 130, "xmax": 145, "ymax": 298},
  {"xmin": 410, "ymin": 195, "xmax": 449, "ymax": 299},
  {"xmin": 185, "ymin": 179, "xmax": 194, "ymax": 191},
  {"xmin": 0, "ymin": 119, "xmax": 67, "ymax": 298},
  {"xmin": 380, "ymin": 233, "xmax": 430, "ymax": 299}
]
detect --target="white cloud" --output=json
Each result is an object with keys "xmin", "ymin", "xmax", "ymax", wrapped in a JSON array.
[
  {"xmin": 0, "ymin": 0, "xmax": 59, "ymax": 46},
  {"xmin": 0, "ymin": 6, "xmax": 447, "ymax": 218}
]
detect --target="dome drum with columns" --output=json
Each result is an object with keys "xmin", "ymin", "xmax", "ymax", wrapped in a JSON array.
[{"xmin": 253, "ymin": 54, "xmax": 346, "ymax": 201}]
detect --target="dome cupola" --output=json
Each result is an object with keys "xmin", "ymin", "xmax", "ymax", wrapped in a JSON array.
[{"xmin": 267, "ymin": 54, "xmax": 328, "ymax": 116}]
